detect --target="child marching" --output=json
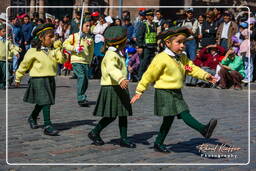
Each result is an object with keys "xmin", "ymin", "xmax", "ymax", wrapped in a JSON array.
[
  {"xmin": 63, "ymin": 18, "xmax": 94, "ymax": 107},
  {"xmin": 15, "ymin": 23, "xmax": 66, "ymax": 136},
  {"xmin": 88, "ymin": 26, "xmax": 136, "ymax": 148},
  {"xmin": 131, "ymin": 27, "xmax": 218, "ymax": 153}
]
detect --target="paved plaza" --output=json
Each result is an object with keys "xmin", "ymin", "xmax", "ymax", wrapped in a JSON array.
[{"xmin": 0, "ymin": 76, "xmax": 255, "ymax": 171}]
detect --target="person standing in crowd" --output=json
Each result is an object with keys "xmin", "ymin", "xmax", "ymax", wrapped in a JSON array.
[
  {"xmin": 131, "ymin": 27, "xmax": 217, "ymax": 153},
  {"xmin": 63, "ymin": 18, "xmax": 94, "ymax": 107},
  {"xmin": 92, "ymin": 15, "xmax": 109, "ymax": 79},
  {"xmin": 132, "ymin": 9, "xmax": 146, "ymax": 43},
  {"xmin": 9, "ymin": 16, "xmax": 23, "ymax": 74},
  {"xmin": 238, "ymin": 29, "xmax": 251, "ymax": 83},
  {"xmin": 88, "ymin": 26, "xmax": 136, "ymax": 148},
  {"xmin": 15, "ymin": 24, "xmax": 66, "ymax": 135},
  {"xmin": 155, "ymin": 10, "xmax": 165, "ymax": 34},
  {"xmin": 127, "ymin": 47, "xmax": 140, "ymax": 82},
  {"xmin": 123, "ymin": 18, "xmax": 134, "ymax": 44},
  {"xmin": 70, "ymin": 10, "xmax": 81, "ymax": 34},
  {"xmin": 217, "ymin": 48, "xmax": 245, "ymax": 90},
  {"xmin": 201, "ymin": 10, "xmax": 218, "ymax": 47},
  {"xmin": 213, "ymin": 8, "xmax": 224, "ymax": 26},
  {"xmin": 22, "ymin": 15, "xmax": 33, "ymax": 51},
  {"xmin": 63, "ymin": 15, "xmax": 71, "ymax": 25},
  {"xmin": 136, "ymin": 9, "xmax": 157, "ymax": 80},
  {"xmin": 195, "ymin": 14, "xmax": 205, "ymax": 49},
  {"xmin": 216, "ymin": 11, "xmax": 238, "ymax": 50},
  {"xmin": 179, "ymin": 8, "xmax": 198, "ymax": 61},
  {"xmin": 114, "ymin": 18, "xmax": 122, "ymax": 26}
]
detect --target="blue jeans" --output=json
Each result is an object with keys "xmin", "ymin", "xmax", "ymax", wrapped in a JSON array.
[
  {"xmin": 220, "ymin": 39, "xmax": 228, "ymax": 50},
  {"xmin": 243, "ymin": 56, "xmax": 253, "ymax": 81},
  {"xmin": 12, "ymin": 55, "xmax": 19, "ymax": 72},
  {"xmin": 185, "ymin": 39, "xmax": 196, "ymax": 60}
]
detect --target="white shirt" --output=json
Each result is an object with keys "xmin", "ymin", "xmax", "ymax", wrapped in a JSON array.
[{"xmin": 221, "ymin": 21, "xmax": 231, "ymax": 39}]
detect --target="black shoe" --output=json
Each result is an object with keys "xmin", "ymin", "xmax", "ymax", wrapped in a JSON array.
[
  {"xmin": 201, "ymin": 119, "xmax": 217, "ymax": 138},
  {"xmin": 44, "ymin": 125, "xmax": 59, "ymax": 136},
  {"xmin": 78, "ymin": 100, "xmax": 90, "ymax": 107},
  {"xmin": 120, "ymin": 139, "xmax": 136, "ymax": 148},
  {"xmin": 88, "ymin": 131, "xmax": 104, "ymax": 145},
  {"xmin": 153, "ymin": 144, "xmax": 170, "ymax": 153},
  {"xmin": 27, "ymin": 116, "xmax": 39, "ymax": 129}
]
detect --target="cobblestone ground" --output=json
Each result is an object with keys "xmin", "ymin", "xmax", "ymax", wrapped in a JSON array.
[{"xmin": 0, "ymin": 75, "xmax": 255, "ymax": 171}]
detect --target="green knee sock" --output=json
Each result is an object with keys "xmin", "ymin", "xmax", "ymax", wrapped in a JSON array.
[
  {"xmin": 92, "ymin": 117, "xmax": 116, "ymax": 134},
  {"xmin": 30, "ymin": 104, "xmax": 43, "ymax": 120},
  {"xmin": 155, "ymin": 116, "xmax": 174, "ymax": 145},
  {"xmin": 42, "ymin": 105, "xmax": 52, "ymax": 126},
  {"xmin": 119, "ymin": 117, "xmax": 127, "ymax": 139},
  {"xmin": 179, "ymin": 111, "xmax": 205, "ymax": 133}
]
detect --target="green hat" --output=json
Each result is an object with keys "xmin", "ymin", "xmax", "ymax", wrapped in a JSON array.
[
  {"xmin": 104, "ymin": 26, "xmax": 127, "ymax": 45},
  {"xmin": 145, "ymin": 9, "xmax": 155, "ymax": 16},
  {"xmin": 32, "ymin": 23, "xmax": 54, "ymax": 37},
  {"xmin": 157, "ymin": 26, "xmax": 191, "ymax": 41}
]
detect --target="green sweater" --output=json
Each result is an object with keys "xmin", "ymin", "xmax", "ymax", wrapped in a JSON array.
[{"xmin": 221, "ymin": 55, "xmax": 245, "ymax": 77}]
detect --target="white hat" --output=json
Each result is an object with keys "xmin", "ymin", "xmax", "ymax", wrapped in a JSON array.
[{"xmin": 0, "ymin": 13, "xmax": 7, "ymax": 21}]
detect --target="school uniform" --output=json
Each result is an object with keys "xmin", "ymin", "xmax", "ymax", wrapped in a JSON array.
[
  {"xmin": 0, "ymin": 37, "xmax": 19, "ymax": 89},
  {"xmin": 16, "ymin": 23, "xmax": 66, "ymax": 136},
  {"xmin": 63, "ymin": 32, "xmax": 94, "ymax": 106},
  {"xmin": 135, "ymin": 27, "xmax": 218, "ymax": 153},
  {"xmin": 88, "ymin": 26, "xmax": 136, "ymax": 148}
]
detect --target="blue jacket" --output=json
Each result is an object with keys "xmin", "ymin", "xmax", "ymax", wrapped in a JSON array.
[
  {"xmin": 124, "ymin": 24, "xmax": 134, "ymax": 42},
  {"xmin": 10, "ymin": 24, "xmax": 23, "ymax": 45},
  {"xmin": 22, "ymin": 22, "xmax": 33, "ymax": 43}
]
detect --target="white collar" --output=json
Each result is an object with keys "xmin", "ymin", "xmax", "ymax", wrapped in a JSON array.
[
  {"xmin": 108, "ymin": 46, "xmax": 124, "ymax": 56},
  {"xmin": 164, "ymin": 48, "xmax": 176, "ymax": 56}
]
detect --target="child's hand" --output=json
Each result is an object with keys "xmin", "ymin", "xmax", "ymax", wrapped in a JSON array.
[
  {"xmin": 130, "ymin": 93, "xmax": 142, "ymax": 104},
  {"xmin": 206, "ymin": 75, "xmax": 217, "ymax": 84},
  {"xmin": 120, "ymin": 79, "xmax": 129, "ymax": 89},
  {"xmin": 75, "ymin": 45, "xmax": 84, "ymax": 53},
  {"xmin": 15, "ymin": 82, "xmax": 20, "ymax": 87}
]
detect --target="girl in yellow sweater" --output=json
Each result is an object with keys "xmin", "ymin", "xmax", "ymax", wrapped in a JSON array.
[
  {"xmin": 131, "ymin": 27, "xmax": 218, "ymax": 153},
  {"xmin": 15, "ymin": 24, "xmax": 66, "ymax": 136},
  {"xmin": 88, "ymin": 26, "xmax": 136, "ymax": 148}
]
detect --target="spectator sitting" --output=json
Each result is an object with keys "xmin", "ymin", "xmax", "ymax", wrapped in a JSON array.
[
  {"xmin": 217, "ymin": 48, "xmax": 245, "ymax": 90},
  {"xmin": 126, "ymin": 47, "xmax": 140, "ymax": 82}
]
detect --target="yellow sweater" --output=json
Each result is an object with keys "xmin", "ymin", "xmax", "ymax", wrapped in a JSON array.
[
  {"xmin": 15, "ymin": 48, "xmax": 66, "ymax": 83},
  {"xmin": 62, "ymin": 33, "xmax": 94, "ymax": 64},
  {"xmin": 136, "ymin": 50, "xmax": 210, "ymax": 94},
  {"xmin": 0, "ymin": 39, "xmax": 21, "ymax": 61},
  {"xmin": 101, "ymin": 49, "xmax": 127, "ymax": 85}
]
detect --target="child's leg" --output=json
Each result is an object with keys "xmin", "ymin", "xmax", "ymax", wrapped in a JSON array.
[
  {"xmin": 28, "ymin": 104, "xmax": 42, "ymax": 129},
  {"xmin": 42, "ymin": 105, "xmax": 52, "ymax": 126},
  {"xmin": 42, "ymin": 105, "xmax": 59, "ymax": 136},
  {"xmin": 118, "ymin": 116, "xmax": 136, "ymax": 148},
  {"xmin": 30, "ymin": 104, "xmax": 43, "ymax": 120},
  {"xmin": 155, "ymin": 116, "xmax": 175, "ymax": 145},
  {"xmin": 179, "ymin": 110, "xmax": 205, "ymax": 133},
  {"xmin": 92, "ymin": 117, "xmax": 116, "ymax": 135}
]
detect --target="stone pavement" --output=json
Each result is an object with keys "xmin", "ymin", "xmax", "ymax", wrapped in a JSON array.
[{"xmin": 0, "ymin": 76, "xmax": 255, "ymax": 171}]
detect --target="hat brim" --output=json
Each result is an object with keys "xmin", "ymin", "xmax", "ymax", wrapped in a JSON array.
[{"xmin": 158, "ymin": 27, "xmax": 191, "ymax": 41}]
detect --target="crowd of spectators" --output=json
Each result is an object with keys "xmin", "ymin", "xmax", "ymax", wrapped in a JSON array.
[{"xmin": 1, "ymin": 7, "xmax": 256, "ymax": 90}]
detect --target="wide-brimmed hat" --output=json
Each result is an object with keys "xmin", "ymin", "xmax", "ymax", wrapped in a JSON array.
[
  {"xmin": 157, "ymin": 26, "xmax": 191, "ymax": 41},
  {"xmin": 104, "ymin": 26, "xmax": 127, "ymax": 45}
]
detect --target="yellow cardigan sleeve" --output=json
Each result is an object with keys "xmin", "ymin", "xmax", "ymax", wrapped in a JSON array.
[
  {"xmin": 15, "ymin": 50, "xmax": 35, "ymax": 83},
  {"xmin": 136, "ymin": 57, "xmax": 164, "ymax": 94},
  {"xmin": 53, "ymin": 48, "xmax": 66, "ymax": 64},
  {"xmin": 181, "ymin": 55, "xmax": 210, "ymax": 81},
  {"xmin": 105, "ymin": 55, "xmax": 125, "ymax": 84},
  {"xmin": 63, "ymin": 34, "xmax": 76, "ymax": 51},
  {"xmin": 88, "ymin": 38, "xmax": 94, "ymax": 64}
]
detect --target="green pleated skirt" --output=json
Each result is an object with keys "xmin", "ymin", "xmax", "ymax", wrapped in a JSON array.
[
  {"xmin": 93, "ymin": 85, "xmax": 132, "ymax": 117},
  {"xmin": 154, "ymin": 89, "xmax": 189, "ymax": 117},
  {"xmin": 23, "ymin": 77, "xmax": 56, "ymax": 105}
]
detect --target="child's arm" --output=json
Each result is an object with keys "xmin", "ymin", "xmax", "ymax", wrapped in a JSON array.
[
  {"xmin": 15, "ymin": 50, "xmax": 35, "ymax": 85},
  {"xmin": 63, "ymin": 34, "xmax": 76, "ymax": 52},
  {"xmin": 105, "ymin": 55, "xmax": 127, "ymax": 86},
  {"xmin": 131, "ymin": 56, "xmax": 164, "ymax": 104}
]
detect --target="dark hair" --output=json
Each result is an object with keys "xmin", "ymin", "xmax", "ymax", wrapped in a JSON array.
[
  {"xmin": 9, "ymin": 16, "xmax": 16, "ymax": 22},
  {"xmin": 31, "ymin": 29, "xmax": 54, "ymax": 51},
  {"xmin": 75, "ymin": 10, "xmax": 81, "ymax": 16},
  {"xmin": 38, "ymin": 18, "xmax": 45, "ymax": 24},
  {"xmin": 33, "ymin": 12, "xmax": 39, "ymax": 18}
]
